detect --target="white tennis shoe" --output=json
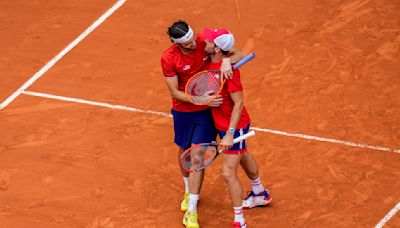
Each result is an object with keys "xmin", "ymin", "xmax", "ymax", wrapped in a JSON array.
[{"xmin": 242, "ymin": 190, "xmax": 272, "ymax": 209}]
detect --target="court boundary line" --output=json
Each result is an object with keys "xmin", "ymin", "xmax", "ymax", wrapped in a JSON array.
[
  {"xmin": 375, "ymin": 202, "xmax": 400, "ymax": 228},
  {"xmin": 21, "ymin": 90, "xmax": 400, "ymax": 155},
  {"xmin": 0, "ymin": 0, "xmax": 127, "ymax": 110},
  {"xmin": 22, "ymin": 90, "xmax": 171, "ymax": 117}
]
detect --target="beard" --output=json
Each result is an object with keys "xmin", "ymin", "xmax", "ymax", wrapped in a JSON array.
[
  {"xmin": 204, "ymin": 48, "xmax": 215, "ymax": 55},
  {"xmin": 179, "ymin": 41, "xmax": 197, "ymax": 52}
]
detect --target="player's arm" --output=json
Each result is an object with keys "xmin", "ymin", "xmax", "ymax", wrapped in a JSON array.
[
  {"xmin": 227, "ymin": 47, "xmax": 246, "ymax": 63},
  {"xmin": 164, "ymin": 76, "xmax": 191, "ymax": 103},
  {"xmin": 220, "ymin": 47, "xmax": 246, "ymax": 79},
  {"xmin": 161, "ymin": 56, "xmax": 192, "ymax": 103},
  {"xmin": 220, "ymin": 91, "xmax": 244, "ymax": 150}
]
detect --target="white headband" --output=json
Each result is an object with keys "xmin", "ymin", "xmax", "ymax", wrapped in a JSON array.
[{"xmin": 171, "ymin": 26, "xmax": 194, "ymax": 44}]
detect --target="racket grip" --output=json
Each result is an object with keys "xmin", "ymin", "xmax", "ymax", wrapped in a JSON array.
[
  {"xmin": 233, "ymin": 130, "xmax": 256, "ymax": 143},
  {"xmin": 232, "ymin": 53, "xmax": 255, "ymax": 70}
]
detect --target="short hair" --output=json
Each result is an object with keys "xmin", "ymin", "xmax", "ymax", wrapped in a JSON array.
[{"xmin": 167, "ymin": 20, "xmax": 189, "ymax": 39}]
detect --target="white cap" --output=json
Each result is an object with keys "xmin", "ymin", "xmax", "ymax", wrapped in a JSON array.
[
  {"xmin": 214, "ymin": 34, "xmax": 235, "ymax": 51},
  {"xmin": 203, "ymin": 28, "xmax": 235, "ymax": 51}
]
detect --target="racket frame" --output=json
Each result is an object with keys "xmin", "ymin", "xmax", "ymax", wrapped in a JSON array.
[{"xmin": 181, "ymin": 130, "xmax": 256, "ymax": 172}]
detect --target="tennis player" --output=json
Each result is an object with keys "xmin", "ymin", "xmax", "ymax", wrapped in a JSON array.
[
  {"xmin": 161, "ymin": 20, "xmax": 246, "ymax": 228},
  {"xmin": 203, "ymin": 28, "xmax": 272, "ymax": 228}
]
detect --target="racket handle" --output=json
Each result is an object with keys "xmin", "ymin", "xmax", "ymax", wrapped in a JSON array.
[
  {"xmin": 233, "ymin": 130, "xmax": 256, "ymax": 143},
  {"xmin": 232, "ymin": 53, "xmax": 255, "ymax": 70}
]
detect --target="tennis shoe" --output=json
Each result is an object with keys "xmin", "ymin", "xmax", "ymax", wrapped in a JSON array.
[
  {"xmin": 181, "ymin": 192, "xmax": 189, "ymax": 212},
  {"xmin": 242, "ymin": 190, "xmax": 272, "ymax": 209},
  {"xmin": 232, "ymin": 221, "xmax": 247, "ymax": 228},
  {"xmin": 183, "ymin": 211, "xmax": 200, "ymax": 228}
]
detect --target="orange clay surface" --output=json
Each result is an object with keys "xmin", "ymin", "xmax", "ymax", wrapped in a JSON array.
[{"xmin": 1, "ymin": 0, "xmax": 399, "ymax": 227}]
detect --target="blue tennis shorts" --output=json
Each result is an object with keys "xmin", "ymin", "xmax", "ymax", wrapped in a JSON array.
[
  {"xmin": 218, "ymin": 124, "xmax": 250, "ymax": 154},
  {"xmin": 171, "ymin": 109, "xmax": 217, "ymax": 150}
]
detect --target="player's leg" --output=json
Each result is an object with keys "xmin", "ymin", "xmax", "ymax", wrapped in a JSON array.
[
  {"xmin": 183, "ymin": 165, "xmax": 204, "ymax": 228},
  {"xmin": 241, "ymin": 152, "xmax": 267, "ymax": 194},
  {"xmin": 223, "ymin": 152, "xmax": 247, "ymax": 228},
  {"xmin": 240, "ymin": 152, "xmax": 272, "ymax": 208},
  {"xmin": 238, "ymin": 125, "xmax": 272, "ymax": 209},
  {"xmin": 239, "ymin": 151, "xmax": 258, "ymax": 180},
  {"xmin": 183, "ymin": 109, "xmax": 216, "ymax": 228},
  {"xmin": 171, "ymin": 109, "xmax": 197, "ymax": 213},
  {"xmin": 188, "ymin": 162, "xmax": 204, "ymax": 210},
  {"xmin": 219, "ymin": 128, "xmax": 248, "ymax": 227},
  {"xmin": 178, "ymin": 147, "xmax": 190, "ymax": 212},
  {"xmin": 182, "ymin": 150, "xmax": 206, "ymax": 228}
]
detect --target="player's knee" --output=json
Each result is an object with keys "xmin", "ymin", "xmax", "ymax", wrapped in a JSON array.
[{"xmin": 222, "ymin": 166, "xmax": 236, "ymax": 182}]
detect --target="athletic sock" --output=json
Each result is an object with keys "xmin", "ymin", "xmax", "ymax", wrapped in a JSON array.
[
  {"xmin": 233, "ymin": 206, "xmax": 245, "ymax": 224},
  {"xmin": 183, "ymin": 176, "xmax": 189, "ymax": 193},
  {"xmin": 250, "ymin": 177, "xmax": 265, "ymax": 195},
  {"xmin": 188, "ymin": 194, "xmax": 200, "ymax": 212}
]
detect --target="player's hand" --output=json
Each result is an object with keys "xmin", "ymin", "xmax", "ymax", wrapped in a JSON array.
[
  {"xmin": 207, "ymin": 94, "xmax": 223, "ymax": 107},
  {"xmin": 198, "ymin": 91, "xmax": 222, "ymax": 107},
  {"xmin": 220, "ymin": 58, "xmax": 233, "ymax": 79},
  {"xmin": 221, "ymin": 134, "xmax": 234, "ymax": 150},
  {"xmin": 192, "ymin": 90, "xmax": 213, "ymax": 104}
]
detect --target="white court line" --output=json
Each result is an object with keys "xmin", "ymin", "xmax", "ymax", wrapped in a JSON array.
[
  {"xmin": 0, "ymin": 0, "xmax": 127, "ymax": 110},
  {"xmin": 22, "ymin": 91, "xmax": 171, "ymax": 117},
  {"xmin": 375, "ymin": 202, "xmax": 400, "ymax": 228},
  {"xmin": 22, "ymin": 90, "xmax": 400, "ymax": 154},
  {"xmin": 251, "ymin": 127, "xmax": 392, "ymax": 152}
]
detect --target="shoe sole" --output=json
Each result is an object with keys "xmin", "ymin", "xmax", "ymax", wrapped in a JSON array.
[
  {"xmin": 243, "ymin": 197, "xmax": 272, "ymax": 209},
  {"xmin": 183, "ymin": 221, "xmax": 200, "ymax": 228},
  {"xmin": 183, "ymin": 225, "xmax": 200, "ymax": 228}
]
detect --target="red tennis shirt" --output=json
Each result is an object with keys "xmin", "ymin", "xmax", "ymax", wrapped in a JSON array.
[
  {"xmin": 208, "ymin": 61, "xmax": 251, "ymax": 131},
  {"xmin": 161, "ymin": 34, "xmax": 210, "ymax": 112}
]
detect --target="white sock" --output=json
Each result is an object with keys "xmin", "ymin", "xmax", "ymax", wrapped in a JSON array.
[
  {"xmin": 250, "ymin": 177, "xmax": 265, "ymax": 195},
  {"xmin": 183, "ymin": 176, "xmax": 189, "ymax": 193},
  {"xmin": 188, "ymin": 194, "xmax": 200, "ymax": 212},
  {"xmin": 233, "ymin": 206, "xmax": 245, "ymax": 224}
]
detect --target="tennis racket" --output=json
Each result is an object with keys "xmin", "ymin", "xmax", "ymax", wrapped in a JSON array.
[
  {"xmin": 185, "ymin": 53, "xmax": 255, "ymax": 105},
  {"xmin": 180, "ymin": 130, "xmax": 256, "ymax": 172}
]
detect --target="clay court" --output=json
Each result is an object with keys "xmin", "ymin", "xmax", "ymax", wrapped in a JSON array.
[{"xmin": 1, "ymin": 0, "xmax": 399, "ymax": 227}]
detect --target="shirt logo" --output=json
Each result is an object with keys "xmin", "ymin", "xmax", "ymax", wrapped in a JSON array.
[{"xmin": 183, "ymin": 65, "xmax": 191, "ymax": 71}]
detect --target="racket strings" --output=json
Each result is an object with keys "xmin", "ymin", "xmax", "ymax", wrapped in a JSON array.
[
  {"xmin": 181, "ymin": 145, "xmax": 218, "ymax": 171},
  {"xmin": 186, "ymin": 71, "xmax": 222, "ymax": 104}
]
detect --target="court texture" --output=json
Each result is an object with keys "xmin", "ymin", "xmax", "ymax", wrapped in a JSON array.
[{"xmin": 0, "ymin": 0, "xmax": 399, "ymax": 227}]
